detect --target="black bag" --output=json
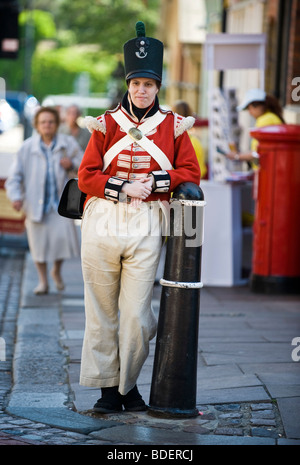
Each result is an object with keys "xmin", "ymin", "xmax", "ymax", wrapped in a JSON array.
[{"xmin": 58, "ymin": 178, "xmax": 86, "ymax": 219}]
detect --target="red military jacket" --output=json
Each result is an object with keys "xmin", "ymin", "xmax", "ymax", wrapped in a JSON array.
[{"xmin": 78, "ymin": 103, "xmax": 200, "ymax": 205}]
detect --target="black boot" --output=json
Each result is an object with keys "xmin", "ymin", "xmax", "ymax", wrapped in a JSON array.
[
  {"xmin": 93, "ymin": 386, "xmax": 123, "ymax": 413},
  {"xmin": 122, "ymin": 385, "xmax": 147, "ymax": 411}
]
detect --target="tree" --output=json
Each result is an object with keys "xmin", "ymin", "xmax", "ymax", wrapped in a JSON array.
[
  {"xmin": 0, "ymin": 0, "xmax": 160, "ymax": 101},
  {"xmin": 0, "ymin": 8, "xmax": 57, "ymax": 91},
  {"xmin": 56, "ymin": 0, "xmax": 160, "ymax": 54},
  {"xmin": 32, "ymin": 45, "xmax": 117, "ymax": 100}
]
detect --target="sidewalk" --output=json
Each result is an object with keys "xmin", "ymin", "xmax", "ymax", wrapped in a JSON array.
[{"xmin": 1, "ymin": 237, "xmax": 300, "ymax": 446}]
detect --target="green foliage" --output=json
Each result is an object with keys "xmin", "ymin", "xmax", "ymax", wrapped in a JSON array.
[
  {"xmin": 19, "ymin": 10, "xmax": 56, "ymax": 41},
  {"xmin": 32, "ymin": 45, "xmax": 118, "ymax": 100},
  {"xmin": 0, "ymin": 52, "xmax": 25, "ymax": 92},
  {"xmin": 0, "ymin": 9, "xmax": 57, "ymax": 94},
  {"xmin": 0, "ymin": 1, "xmax": 160, "ymax": 102},
  {"xmin": 56, "ymin": 0, "xmax": 160, "ymax": 53}
]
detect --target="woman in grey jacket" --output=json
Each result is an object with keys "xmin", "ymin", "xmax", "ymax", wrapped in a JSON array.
[{"xmin": 5, "ymin": 106, "xmax": 83, "ymax": 294}]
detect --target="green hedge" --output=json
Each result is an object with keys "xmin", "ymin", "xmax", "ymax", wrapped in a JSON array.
[{"xmin": 32, "ymin": 45, "xmax": 118, "ymax": 100}]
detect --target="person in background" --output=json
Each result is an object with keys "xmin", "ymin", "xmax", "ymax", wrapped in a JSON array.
[
  {"xmin": 59, "ymin": 104, "xmax": 91, "ymax": 152},
  {"xmin": 5, "ymin": 106, "xmax": 83, "ymax": 295},
  {"xmin": 226, "ymin": 89, "xmax": 285, "ymax": 164},
  {"xmin": 78, "ymin": 21, "xmax": 200, "ymax": 413},
  {"xmin": 172, "ymin": 100, "xmax": 207, "ymax": 179}
]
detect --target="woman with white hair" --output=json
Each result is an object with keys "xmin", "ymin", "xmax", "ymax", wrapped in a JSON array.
[{"xmin": 5, "ymin": 106, "xmax": 83, "ymax": 294}]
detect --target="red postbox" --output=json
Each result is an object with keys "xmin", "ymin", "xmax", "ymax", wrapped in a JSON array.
[{"xmin": 250, "ymin": 124, "xmax": 300, "ymax": 294}]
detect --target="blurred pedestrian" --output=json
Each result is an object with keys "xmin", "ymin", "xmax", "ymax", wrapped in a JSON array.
[
  {"xmin": 172, "ymin": 100, "xmax": 207, "ymax": 178},
  {"xmin": 5, "ymin": 106, "xmax": 83, "ymax": 295},
  {"xmin": 78, "ymin": 21, "xmax": 200, "ymax": 413},
  {"xmin": 59, "ymin": 104, "xmax": 91, "ymax": 152},
  {"xmin": 226, "ymin": 89, "xmax": 285, "ymax": 164}
]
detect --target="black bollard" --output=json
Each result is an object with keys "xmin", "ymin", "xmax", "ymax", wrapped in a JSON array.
[{"xmin": 148, "ymin": 182, "xmax": 205, "ymax": 418}]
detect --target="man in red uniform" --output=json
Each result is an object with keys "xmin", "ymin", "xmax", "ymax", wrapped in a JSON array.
[{"xmin": 78, "ymin": 21, "xmax": 200, "ymax": 413}]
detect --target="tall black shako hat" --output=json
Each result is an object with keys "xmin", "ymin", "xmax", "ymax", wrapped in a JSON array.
[{"xmin": 123, "ymin": 21, "xmax": 163, "ymax": 82}]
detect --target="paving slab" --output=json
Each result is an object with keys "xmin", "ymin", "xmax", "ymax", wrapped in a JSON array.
[
  {"xmin": 71, "ymin": 384, "xmax": 100, "ymax": 412},
  {"xmin": 17, "ymin": 307, "xmax": 61, "ymax": 325},
  {"xmin": 201, "ymin": 342, "xmax": 293, "ymax": 365},
  {"xmin": 0, "ymin": 431, "xmax": 42, "ymax": 445},
  {"xmin": 2, "ymin": 246, "xmax": 300, "ymax": 445},
  {"xmin": 239, "ymin": 362, "xmax": 300, "ymax": 375},
  {"xmin": 278, "ymin": 438, "xmax": 300, "ymax": 445},
  {"xmin": 258, "ymin": 372, "xmax": 300, "ymax": 386},
  {"xmin": 277, "ymin": 398, "xmax": 300, "ymax": 439},
  {"xmin": 7, "ymin": 392, "xmax": 68, "ymax": 408},
  {"xmin": 89, "ymin": 424, "xmax": 275, "ymax": 445},
  {"xmin": 6, "ymin": 407, "xmax": 121, "ymax": 434},
  {"xmin": 13, "ymin": 357, "xmax": 67, "ymax": 387},
  {"xmin": 265, "ymin": 385, "xmax": 300, "ymax": 399},
  {"xmin": 196, "ymin": 386, "xmax": 269, "ymax": 405},
  {"xmin": 198, "ymin": 374, "xmax": 262, "ymax": 390},
  {"xmin": 196, "ymin": 364, "xmax": 243, "ymax": 378}
]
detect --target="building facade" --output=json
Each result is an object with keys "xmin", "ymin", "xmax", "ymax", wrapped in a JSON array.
[{"xmin": 158, "ymin": 0, "xmax": 300, "ymax": 123}]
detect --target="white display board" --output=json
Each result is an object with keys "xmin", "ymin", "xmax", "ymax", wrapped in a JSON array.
[
  {"xmin": 201, "ymin": 180, "xmax": 253, "ymax": 286},
  {"xmin": 204, "ymin": 33, "xmax": 266, "ymax": 181}
]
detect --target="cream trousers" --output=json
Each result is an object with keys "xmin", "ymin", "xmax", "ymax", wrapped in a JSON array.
[{"xmin": 79, "ymin": 197, "xmax": 164, "ymax": 395}]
